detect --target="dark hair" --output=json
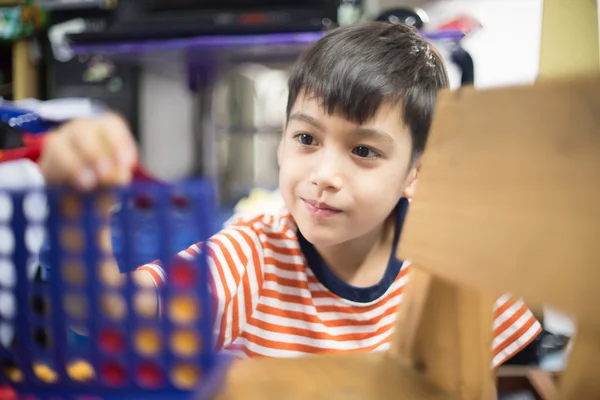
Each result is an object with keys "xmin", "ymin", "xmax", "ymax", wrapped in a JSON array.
[{"xmin": 286, "ymin": 21, "xmax": 449, "ymax": 158}]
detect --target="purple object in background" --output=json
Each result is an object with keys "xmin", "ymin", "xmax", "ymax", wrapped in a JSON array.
[
  {"xmin": 70, "ymin": 29, "xmax": 466, "ymax": 58},
  {"xmin": 70, "ymin": 31, "xmax": 326, "ymax": 55},
  {"xmin": 423, "ymin": 29, "xmax": 467, "ymax": 41}
]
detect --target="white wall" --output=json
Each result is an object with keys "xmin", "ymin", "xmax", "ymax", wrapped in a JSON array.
[
  {"xmin": 139, "ymin": 67, "xmax": 196, "ymax": 180},
  {"xmin": 422, "ymin": 0, "xmax": 544, "ymax": 89}
]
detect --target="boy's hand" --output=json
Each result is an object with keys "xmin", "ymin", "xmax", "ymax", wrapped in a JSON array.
[
  {"xmin": 40, "ymin": 113, "xmax": 138, "ymax": 190},
  {"xmin": 41, "ymin": 114, "xmax": 159, "ymax": 319}
]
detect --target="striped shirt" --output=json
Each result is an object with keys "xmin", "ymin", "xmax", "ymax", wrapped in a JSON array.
[{"xmin": 138, "ymin": 202, "xmax": 542, "ymax": 367}]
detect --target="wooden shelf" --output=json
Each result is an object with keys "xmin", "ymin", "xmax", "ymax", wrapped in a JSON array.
[{"xmin": 12, "ymin": 39, "xmax": 38, "ymax": 100}]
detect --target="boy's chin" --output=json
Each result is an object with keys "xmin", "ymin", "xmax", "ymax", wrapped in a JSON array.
[{"xmin": 296, "ymin": 223, "xmax": 349, "ymax": 249}]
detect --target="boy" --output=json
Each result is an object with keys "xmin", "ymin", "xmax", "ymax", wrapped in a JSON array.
[{"xmin": 40, "ymin": 22, "xmax": 541, "ymax": 365}]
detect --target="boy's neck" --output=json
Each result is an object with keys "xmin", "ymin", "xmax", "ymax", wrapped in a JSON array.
[{"xmin": 314, "ymin": 210, "xmax": 398, "ymax": 288}]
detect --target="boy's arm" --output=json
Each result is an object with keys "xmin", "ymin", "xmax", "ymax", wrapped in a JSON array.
[
  {"xmin": 492, "ymin": 294, "xmax": 543, "ymax": 367},
  {"xmin": 136, "ymin": 222, "xmax": 265, "ymax": 350}
]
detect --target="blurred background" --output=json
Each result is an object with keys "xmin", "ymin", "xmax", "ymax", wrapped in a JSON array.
[
  {"xmin": 0, "ymin": 1, "xmax": 597, "ymax": 399},
  {"xmin": 0, "ymin": 0, "xmax": 554, "ymax": 222}
]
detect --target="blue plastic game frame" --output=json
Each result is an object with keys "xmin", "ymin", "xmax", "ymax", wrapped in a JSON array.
[{"xmin": 0, "ymin": 179, "xmax": 225, "ymax": 400}]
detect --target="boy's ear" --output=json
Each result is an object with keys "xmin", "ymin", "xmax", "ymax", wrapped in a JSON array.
[{"xmin": 403, "ymin": 157, "xmax": 421, "ymax": 199}]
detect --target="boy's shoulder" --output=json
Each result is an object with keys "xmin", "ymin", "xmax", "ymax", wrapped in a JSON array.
[
  {"xmin": 221, "ymin": 206, "xmax": 296, "ymax": 238},
  {"xmin": 203, "ymin": 206, "xmax": 299, "ymax": 267},
  {"xmin": 221, "ymin": 189, "xmax": 295, "ymax": 237},
  {"xmin": 210, "ymin": 188, "xmax": 297, "ymax": 255}
]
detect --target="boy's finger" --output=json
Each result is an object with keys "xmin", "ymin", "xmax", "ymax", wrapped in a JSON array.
[
  {"xmin": 98, "ymin": 113, "xmax": 138, "ymax": 169},
  {"xmin": 40, "ymin": 135, "xmax": 95, "ymax": 190},
  {"xmin": 67, "ymin": 119, "xmax": 113, "ymax": 180}
]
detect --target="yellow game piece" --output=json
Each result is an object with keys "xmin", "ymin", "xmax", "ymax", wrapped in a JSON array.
[
  {"xmin": 134, "ymin": 291, "xmax": 157, "ymax": 319},
  {"xmin": 97, "ymin": 226, "xmax": 113, "ymax": 254},
  {"xmin": 3, "ymin": 366, "xmax": 22, "ymax": 383},
  {"xmin": 97, "ymin": 258, "xmax": 124, "ymax": 287},
  {"xmin": 171, "ymin": 330, "xmax": 201, "ymax": 357},
  {"xmin": 34, "ymin": 364, "xmax": 58, "ymax": 383},
  {"xmin": 66, "ymin": 360, "xmax": 95, "ymax": 382},
  {"xmin": 168, "ymin": 296, "xmax": 198, "ymax": 325},
  {"xmin": 61, "ymin": 260, "xmax": 86, "ymax": 286},
  {"xmin": 100, "ymin": 293, "xmax": 126, "ymax": 320},
  {"xmin": 63, "ymin": 294, "xmax": 87, "ymax": 319},
  {"xmin": 60, "ymin": 194, "xmax": 81, "ymax": 219},
  {"xmin": 60, "ymin": 227, "xmax": 84, "ymax": 253},
  {"xmin": 171, "ymin": 363, "xmax": 200, "ymax": 389},
  {"xmin": 135, "ymin": 328, "xmax": 162, "ymax": 356},
  {"xmin": 96, "ymin": 193, "xmax": 115, "ymax": 216}
]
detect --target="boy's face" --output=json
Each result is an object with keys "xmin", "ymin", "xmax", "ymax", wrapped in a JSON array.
[{"xmin": 278, "ymin": 93, "xmax": 418, "ymax": 248}]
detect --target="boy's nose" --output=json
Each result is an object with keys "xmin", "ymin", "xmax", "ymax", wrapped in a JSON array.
[{"xmin": 309, "ymin": 153, "xmax": 343, "ymax": 192}]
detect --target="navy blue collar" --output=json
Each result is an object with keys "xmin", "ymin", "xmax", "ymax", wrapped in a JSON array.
[{"xmin": 297, "ymin": 198, "xmax": 409, "ymax": 303}]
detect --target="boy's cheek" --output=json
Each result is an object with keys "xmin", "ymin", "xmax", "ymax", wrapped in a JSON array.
[
  {"xmin": 277, "ymin": 170, "xmax": 300, "ymax": 206},
  {"xmin": 278, "ymin": 155, "xmax": 301, "ymax": 183}
]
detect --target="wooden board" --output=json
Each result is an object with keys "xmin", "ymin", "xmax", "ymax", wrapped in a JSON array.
[
  {"xmin": 390, "ymin": 269, "xmax": 496, "ymax": 400},
  {"xmin": 397, "ymin": 74, "xmax": 600, "ymax": 332},
  {"xmin": 217, "ymin": 352, "xmax": 454, "ymax": 400}
]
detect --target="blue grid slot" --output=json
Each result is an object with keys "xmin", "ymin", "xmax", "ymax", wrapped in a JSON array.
[{"xmin": 0, "ymin": 180, "xmax": 223, "ymax": 400}]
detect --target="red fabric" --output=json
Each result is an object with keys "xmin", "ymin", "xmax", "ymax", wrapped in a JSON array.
[
  {"xmin": 0, "ymin": 133, "xmax": 160, "ymax": 183},
  {"xmin": 0, "ymin": 134, "xmax": 44, "ymax": 163},
  {"xmin": 437, "ymin": 15, "xmax": 482, "ymax": 35}
]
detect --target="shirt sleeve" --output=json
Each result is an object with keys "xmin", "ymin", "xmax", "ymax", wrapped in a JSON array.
[
  {"xmin": 136, "ymin": 222, "xmax": 265, "ymax": 350},
  {"xmin": 492, "ymin": 294, "xmax": 542, "ymax": 368}
]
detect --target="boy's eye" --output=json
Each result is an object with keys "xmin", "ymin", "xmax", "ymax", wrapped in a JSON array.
[
  {"xmin": 352, "ymin": 146, "xmax": 380, "ymax": 159},
  {"xmin": 294, "ymin": 133, "xmax": 318, "ymax": 146}
]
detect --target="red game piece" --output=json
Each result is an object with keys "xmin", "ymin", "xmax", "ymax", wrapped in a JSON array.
[
  {"xmin": 100, "ymin": 361, "xmax": 126, "ymax": 387},
  {"xmin": 136, "ymin": 362, "xmax": 163, "ymax": 388},
  {"xmin": 99, "ymin": 328, "xmax": 125, "ymax": 354},
  {"xmin": 0, "ymin": 385, "xmax": 17, "ymax": 400}
]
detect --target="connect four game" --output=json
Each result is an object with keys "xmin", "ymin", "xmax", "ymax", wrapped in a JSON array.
[{"xmin": 0, "ymin": 180, "xmax": 223, "ymax": 400}]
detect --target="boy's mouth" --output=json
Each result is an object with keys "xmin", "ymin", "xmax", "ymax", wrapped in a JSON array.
[{"xmin": 301, "ymin": 198, "xmax": 342, "ymax": 217}]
